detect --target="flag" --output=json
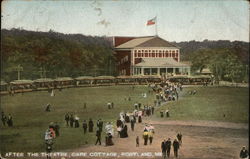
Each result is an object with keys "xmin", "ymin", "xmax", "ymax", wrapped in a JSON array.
[{"xmin": 147, "ymin": 17, "xmax": 156, "ymax": 26}]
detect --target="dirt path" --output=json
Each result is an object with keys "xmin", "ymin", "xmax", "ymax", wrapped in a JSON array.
[
  {"xmin": 148, "ymin": 119, "xmax": 248, "ymax": 130},
  {"xmin": 60, "ymin": 117, "xmax": 248, "ymax": 159}
]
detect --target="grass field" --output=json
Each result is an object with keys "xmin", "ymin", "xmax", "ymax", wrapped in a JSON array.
[
  {"xmin": 155, "ymin": 86, "xmax": 249, "ymax": 123},
  {"xmin": 0, "ymin": 85, "xmax": 155, "ymax": 153},
  {"xmin": 0, "ymin": 85, "xmax": 249, "ymax": 154}
]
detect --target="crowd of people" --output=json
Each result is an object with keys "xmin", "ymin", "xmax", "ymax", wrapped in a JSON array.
[{"xmin": 2, "ymin": 82, "xmax": 248, "ymax": 159}]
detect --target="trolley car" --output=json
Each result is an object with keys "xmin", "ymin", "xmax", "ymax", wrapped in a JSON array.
[
  {"xmin": 9, "ymin": 80, "xmax": 34, "ymax": 93},
  {"xmin": 0, "ymin": 81, "xmax": 9, "ymax": 95},
  {"xmin": 93, "ymin": 76, "xmax": 116, "ymax": 86},
  {"xmin": 75, "ymin": 76, "xmax": 94, "ymax": 87},
  {"xmin": 33, "ymin": 78, "xmax": 54, "ymax": 91},
  {"xmin": 54, "ymin": 77, "xmax": 74, "ymax": 88}
]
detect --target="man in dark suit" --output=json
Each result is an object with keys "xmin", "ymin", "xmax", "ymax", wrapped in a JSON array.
[
  {"xmin": 161, "ymin": 140, "xmax": 167, "ymax": 159},
  {"xmin": 173, "ymin": 139, "xmax": 180, "ymax": 158},
  {"xmin": 82, "ymin": 120, "xmax": 87, "ymax": 134},
  {"xmin": 166, "ymin": 138, "xmax": 171, "ymax": 158},
  {"xmin": 95, "ymin": 130, "xmax": 102, "ymax": 145}
]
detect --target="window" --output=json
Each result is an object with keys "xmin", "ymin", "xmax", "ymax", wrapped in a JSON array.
[
  {"xmin": 176, "ymin": 50, "xmax": 179, "ymax": 53},
  {"xmin": 134, "ymin": 53, "xmax": 137, "ymax": 57},
  {"xmin": 145, "ymin": 53, "xmax": 148, "ymax": 57},
  {"xmin": 138, "ymin": 53, "xmax": 141, "ymax": 57},
  {"xmin": 141, "ymin": 53, "xmax": 144, "ymax": 57},
  {"xmin": 152, "ymin": 53, "xmax": 155, "ymax": 57},
  {"xmin": 165, "ymin": 53, "xmax": 168, "ymax": 57},
  {"xmin": 159, "ymin": 53, "xmax": 162, "ymax": 57},
  {"xmin": 172, "ymin": 53, "xmax": 175, "ymax": 57},
  {"xmin": 152, "ymin": 50, "xmax": 155, "ymax": 53}
]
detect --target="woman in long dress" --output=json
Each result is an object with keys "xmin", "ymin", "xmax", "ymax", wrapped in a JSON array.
[{"xmin": 120, "ymin": 125, "xmax": 128, "ymax": 138}]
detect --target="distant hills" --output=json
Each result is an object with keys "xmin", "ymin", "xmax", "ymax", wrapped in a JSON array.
[
  {"xmin": 172, "ymin": 40, "xmax": 249, "ymax": 64},
  {"xmin": 1, "ymin": 28, "xmax": 249, "ymax": 81}
]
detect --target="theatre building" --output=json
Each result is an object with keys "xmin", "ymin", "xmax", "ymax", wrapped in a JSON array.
[{"xmin": 112, "ymin": 36, "xmax": 191, "ymax": 76}]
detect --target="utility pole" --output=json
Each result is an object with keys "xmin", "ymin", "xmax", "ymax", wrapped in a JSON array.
[
  {"xmin": 39, "ymin": 67, "xmax": 43, "ymax": 78},
  {"xmin": 109, "ymin": 56, "xmax": 112, "ymax": 76},
  {"xmin": 43, "ymin": 67, "xmax": 48, "ymax": 78},
  {"xmin": 16, "ymin": 65, "xmax": 23, "ymax": 80}
]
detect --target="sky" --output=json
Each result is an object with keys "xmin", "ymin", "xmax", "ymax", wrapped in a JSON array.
[{"xmin": 1, "ymin": 0, "xmax": 249, "ymax": 42}]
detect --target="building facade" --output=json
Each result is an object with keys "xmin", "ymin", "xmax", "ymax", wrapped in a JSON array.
[{"xmin": 112, "ymin": 36, "xmax": 191, "ymax": 76}]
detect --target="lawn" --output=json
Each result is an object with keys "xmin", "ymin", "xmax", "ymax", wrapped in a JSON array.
[
  {"xmin": 154, "ymin": 86, "xmax": 249, "ymax": 123},
  {"xmin": 0, "ymin": 85, "xmax": 154, "ymax": 153},
  {"xmin": 0, "ymin": 85, "xmax": 249, "ymax": 153}
]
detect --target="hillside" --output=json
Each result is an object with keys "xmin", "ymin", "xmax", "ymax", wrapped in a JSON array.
[
  {"xmin": 1, "ymin": 29, "xmax": 249, "ymax": 82},
  {"xmin": 173, "ymin": 40, "xmax": 249, "ymax": 64}
]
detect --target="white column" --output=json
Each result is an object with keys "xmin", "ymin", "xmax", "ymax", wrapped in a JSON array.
[
  {"xmin": 173, "ymin": 67, "xmax": 176, "ymax": 74},
  {"xmin": 157, "ymin": 68, "xmax": 160, "ymax": 75},
  {"xmin": 141, "ymin": 67, "xmax": 144, "ymax": 75}
]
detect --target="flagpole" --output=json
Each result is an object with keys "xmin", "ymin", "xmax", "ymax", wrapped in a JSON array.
[{"xmin": 155, "ymin": 16, "xmax": 158, "ymax": 36}]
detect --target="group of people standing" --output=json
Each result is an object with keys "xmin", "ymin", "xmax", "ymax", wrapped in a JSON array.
[
  {"xmin": 142, "ymin": 124, "xmax": 155, "ymax": 146},
  {"xmin": 64, "ymin": 113, "xmax": 81, "ymax": 128},
  {"xmin": 1, "ymin": 111, "xmax": 13, "ymax": 127},
  {"xmin": 161, "ymin": 133, "xmax": 182, "ymax": 159}
]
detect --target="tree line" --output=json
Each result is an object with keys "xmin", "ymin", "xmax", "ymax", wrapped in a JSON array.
[
  {"xmin": 1, "ymin": 28, "xmax": 249, "ymax": 82},
  {"xmin": 1, "ymin": 29, "xmax": 116, "ymax": 82},
  {"xmin": 172, "ymin": 39, "xmax": 249, "ymax": 82}
]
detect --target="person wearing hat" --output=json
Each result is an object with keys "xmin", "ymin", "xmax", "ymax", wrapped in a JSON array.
[
  {"xmin": 173, "ymin": 139, "xmax": 180, "ymax": 158},
  {"xmin": 82, "ymin": 120, "xmax": 88, "ymax": 134},
  {"xmin": 240, "ymin": 146, "xmax": 249, "ymax": 159},
  {"xmin": 166, "ymin": 138, "xmax": 172, "ymax": 158},
  {"xmin": 142, "ymin": 129, "xmax": 149, "ymax": 145},
  {"xmin": 161, "ymin": 139, "xmax": 167, "ymax": 159}
]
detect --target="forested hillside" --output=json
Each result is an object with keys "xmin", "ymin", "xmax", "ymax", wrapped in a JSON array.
[
  {"xmin": 173, "ymin": 40, "xmax": 249, "ymax": 64},
  {"xmin": 1, "ymin": 29, "xmax": 249, "ymax": 82},
  {"xmin": 1, "ymin": 29, "xmax": 116, "ymax": 82}
]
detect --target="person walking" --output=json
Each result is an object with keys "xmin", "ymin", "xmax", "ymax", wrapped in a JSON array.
[
  {"xmin": 1, "ymin": 112, "xmax": 7, "ymax": 126},
  {"xmin": 166, "ymin": 138, "xmax": 171, "ymax": 158},
  {"xmin": 130, "ymin": 119, "xmax": 135, "ymax": 131},
  {"xmin": 64, "ymin": 113, "xmax": 70, "ymax": 126},
  {"xmin": 177, "ymin": 132, "xmax": 182, "ymax": 145},
  {"xmin": 69, "ymin": 114, "xmax": 74, "ymax": 127},
  {"xmin": 54, "ymin": 122, "xmax": 60, "ymax": 137},
  {"xmin": 161, "ymin": 140, "xmax": 167, "ymax": 159},
  {"xmin": 95, "ymin": 130, "xmax": 102, "ymax": 145},
  {"xmin": 143, "ymin": 129, "xmax": 149, "ymax": 145},
  {"xmin": 173, "ymin": 139, "xmax": 180, "ymax": 158},
  {"xmin": 148, "ymin": 130, "xmax": 153, "ymax": 145},
  {"xmin": 240, "ymin": 146, "xmax": 249, "ymax": 159},
  {"xmin": 136, "ymin": 136, "xmax": 139, "ymax": 147},
  {"xmin": 7, "ymin": 114, "xmax": 13, "ymax": 127},
  {"xmin": 82, "ymin": 120, "xmax": 88, "ymax": 134},
  {"xmin": 89, "ymin": 118, "xmax": 94, "ymax": 132}
]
